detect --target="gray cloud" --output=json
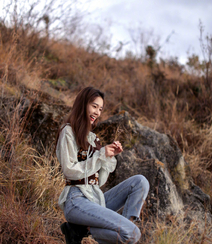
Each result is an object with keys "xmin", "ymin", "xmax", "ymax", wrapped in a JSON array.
[{"xmin": 83, "ymin": 0, "xmax": 212, "ymax": 63}]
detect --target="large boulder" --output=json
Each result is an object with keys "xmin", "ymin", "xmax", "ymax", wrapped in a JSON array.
[{"xmin": 94, "ymin": 111, "xmax": 212, "ymax": 226}]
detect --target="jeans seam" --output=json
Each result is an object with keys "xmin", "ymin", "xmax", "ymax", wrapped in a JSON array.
[
  {"xmin": 106, "ymin": 183, "xmax": 138, "ymax": 218},
  {"xmin": 106, "ymin": 184, "xmax": 133, "ymax": 203},
  {"xmin": 71, "ymin": 200, "xmax": 120, "ymax": 230},
  {"xmin": 124, "ymin": 187, "xmax": 147, "ymax": 219}
]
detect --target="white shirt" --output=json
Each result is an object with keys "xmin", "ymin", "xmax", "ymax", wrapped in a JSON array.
[{"xmin": 56, "ymin": 125, "xmax": 117, "ymax": 210}]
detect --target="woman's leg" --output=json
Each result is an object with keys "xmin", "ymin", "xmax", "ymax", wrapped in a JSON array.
[
  {"xmin": 64, "ymin": 187, "xmax": 140, "ymax": 244},
  {"xmin": 104, "ymin": 175, "xmax": 149, "ymax": 220}
]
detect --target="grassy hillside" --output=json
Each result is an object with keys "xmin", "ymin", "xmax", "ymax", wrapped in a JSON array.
[{"xmin": 0, "ymin": 15, "xmax": 212, "ymax": 243}]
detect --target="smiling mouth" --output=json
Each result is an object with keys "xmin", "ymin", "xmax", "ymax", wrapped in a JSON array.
[{"xmin": 90, "ymin": 115, "xmax": 96, "ymax": 122}]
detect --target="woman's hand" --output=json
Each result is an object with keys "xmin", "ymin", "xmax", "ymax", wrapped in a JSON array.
[
  {"xmin": 105, "ymin": 141, "xmax": 123, "ymax": 158},
  {"xmin": 113, "ymin": 141, "xmax": 123, "ymax": 155}
]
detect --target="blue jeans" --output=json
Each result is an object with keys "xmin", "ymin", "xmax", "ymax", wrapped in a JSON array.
[{"xmin": 64, "ymin": 175, "xmax": 149, "ymax": 244}]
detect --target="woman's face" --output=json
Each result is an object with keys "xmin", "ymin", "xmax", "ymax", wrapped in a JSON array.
[{"xmin": 87, "ymin": 96, "xmax": 104, "ymax": 124}]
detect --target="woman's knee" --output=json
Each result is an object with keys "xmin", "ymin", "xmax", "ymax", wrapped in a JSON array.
[
  {"xmin": 131, "ymin": 175, "xmax": 150, "ymax": 193},
  {"xmin": 120, "ymin": 224, "xmax": 141, "ymax": 244}
]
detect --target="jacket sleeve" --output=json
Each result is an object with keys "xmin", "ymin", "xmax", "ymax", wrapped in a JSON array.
[
  {"xmin": 56, "ymin": 126, "xmax": 116, "ymax": 181},
  {"xmin": 98, "ymin": 147, "xmax": 117, "ymax": 187}
]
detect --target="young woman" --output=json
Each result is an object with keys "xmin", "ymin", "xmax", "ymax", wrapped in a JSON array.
[{"xmin": 56, "ymin": 87, "xmax": 149, "ymax": 244}]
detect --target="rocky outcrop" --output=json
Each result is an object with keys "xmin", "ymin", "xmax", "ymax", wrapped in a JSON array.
[
  {"xmin": 94, "ymin": 111, "xmax": 212, "ymax": 226},
  {"xmin": 3, "ymin": 95, "xmax": 211, "ymax": 226}
]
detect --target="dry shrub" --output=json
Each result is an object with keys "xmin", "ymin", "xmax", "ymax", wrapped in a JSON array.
[
  {"xmin": 137, "ymin": 214, "xmax": 212, "ymax": 244},
  {"xmin": 186, "ymin": 125, "xmax": 212, "ymax": 200},
  {"xmin": 0, "ymin": 194, "xmax": 48, "ymax": 244},
  {"xmin": 0, "ymin": 150, "xmax": 65, "ymax": 243},
  {"xmin": 0, "ymin": 92, "xmax": 65, "ymax": 243},
  {"xmin": 82, "ymin": 236, "xmax": 98, "ymax": 244},
  {"xmin": 198, "ymin": 126, "xmax": 212, "ymax": 171}
]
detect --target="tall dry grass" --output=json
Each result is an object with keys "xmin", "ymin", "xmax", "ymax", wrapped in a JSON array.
[
  {"xmin": 0, "ymin": 90, "xmax": 65, "ymax": 243},
  {"xmin": 138, "ymin": 213, "xmax": 212, "ymax": 244}
]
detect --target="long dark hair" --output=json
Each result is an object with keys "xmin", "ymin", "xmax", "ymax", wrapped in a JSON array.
[{"xmin": 56, "ymin": 87, "xmax": 104, "ymax": 150}]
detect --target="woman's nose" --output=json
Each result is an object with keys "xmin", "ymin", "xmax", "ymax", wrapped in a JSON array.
[{"xmin": 95, "ymin": 109, "xmax": 100, "ymax": 116}]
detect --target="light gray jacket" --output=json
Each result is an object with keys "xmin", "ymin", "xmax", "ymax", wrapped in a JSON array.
[{"xmin": 56, "ymin": 125, "xmax": 117, "ymax": 210}]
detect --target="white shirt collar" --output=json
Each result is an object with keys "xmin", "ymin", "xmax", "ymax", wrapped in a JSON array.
[{"xmin": 87, "ymin": 131, "xmax": 96, "ymax": 147}]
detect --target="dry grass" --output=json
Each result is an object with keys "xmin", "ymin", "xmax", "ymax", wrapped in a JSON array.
[
  {"xmin": 138, "ymin": 214, "xmax": 212, "ymax": 244},
  {"xmin": 0, "ymin": 15, "xmax": 212, "ymax": 243},
  {"xmin": 0, "ymin": 89, "xmax": 65, "ymax": 243},
  {"xmin": 0, "ymin": 138, "xmax": 65, "ymax": 243}
]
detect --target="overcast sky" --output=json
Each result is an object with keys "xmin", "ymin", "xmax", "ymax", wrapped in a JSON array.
[
  {"xmin": 81, "ymin": 0, "xmax": 212, "ymax": 64},
  {"xmin": 1, "ymin": 0, "xmax": 211, "ymax": 64}
]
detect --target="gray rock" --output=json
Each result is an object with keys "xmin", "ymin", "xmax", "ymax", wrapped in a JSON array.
[
  {"xmin": 25, "ymin": 100, "xmax": 70, "ymax": 153},
  {"xmin": 95, "ymin": 111, "xmax": 212, "ymax": 225}
]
